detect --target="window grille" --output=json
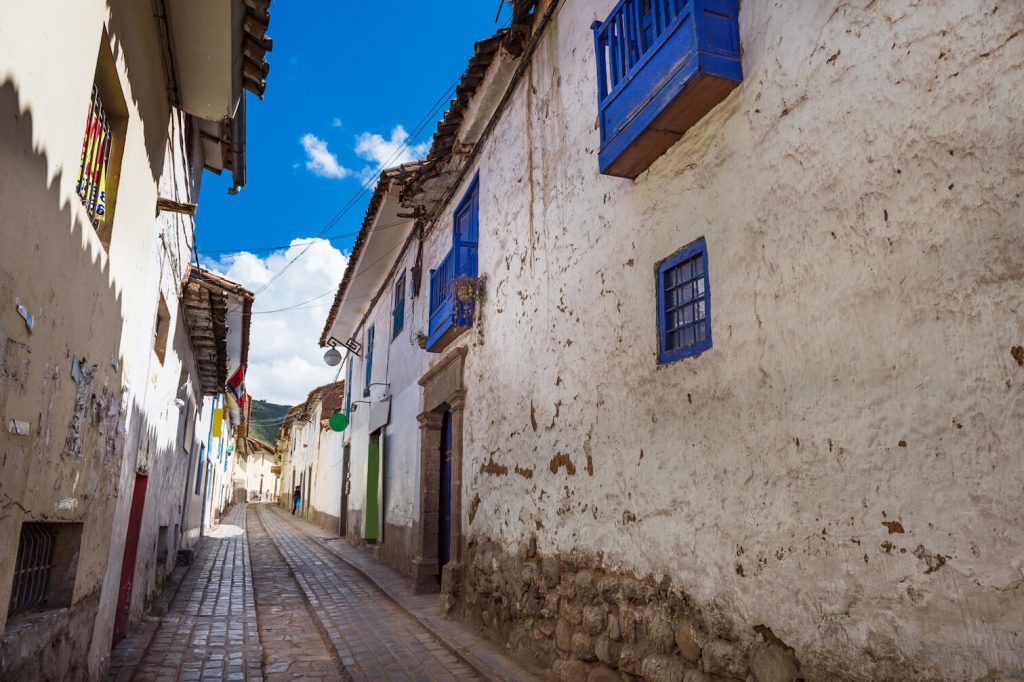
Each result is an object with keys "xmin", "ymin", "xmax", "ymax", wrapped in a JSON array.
[
  {"xmin": 657, "ymin": 238, "xmax": 712, "ymax": 363},
  {"xmin": 76, "ymin": 83, "xmax": 113, "ymax": 225},
  {"xmin": 7, "ymin": 523, "xmax": 58, "ymax": 616}
]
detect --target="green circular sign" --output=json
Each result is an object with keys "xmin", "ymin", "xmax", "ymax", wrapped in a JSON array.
[{"xmin": 329, "ymin": 412, "xmax": 349, "ymax": 432}]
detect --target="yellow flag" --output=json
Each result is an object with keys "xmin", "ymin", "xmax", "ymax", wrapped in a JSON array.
[{"xmin": 212, "ymin": 408, "xmax": 223, "ymax": 438}]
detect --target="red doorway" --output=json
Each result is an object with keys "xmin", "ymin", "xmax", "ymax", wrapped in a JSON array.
[{"xmin": 113, "ymin": 472, "xmax": 148, "ymax": 643}]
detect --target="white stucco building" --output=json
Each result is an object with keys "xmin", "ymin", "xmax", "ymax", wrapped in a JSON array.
[
  {"xmin": 0, "ymin": 1, "xmax": 270, "ymax": 678},
  {"xmin": 319, "ymin": 1, "xmax": 1024, "ymax": 680}
]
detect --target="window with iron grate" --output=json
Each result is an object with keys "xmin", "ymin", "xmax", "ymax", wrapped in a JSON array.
[
  {"xmin": 7, "ymin": 522, "xmax": 82, "ymax": 617},
  {"xmin": 657, "ymin": 237, "xmax": 712, "ymax": 364},
  {"xmin": 76, "ymin": 84, "xmax": 114, "ymax": 227}
]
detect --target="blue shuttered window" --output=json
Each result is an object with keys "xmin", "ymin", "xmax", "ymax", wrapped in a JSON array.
[
  {"xmin": 392, "ymin": 272, "xmax": 406, "ymax": 339},
  {"xmin": 657, "ymin": 238, "xmax": 712, "ymax": 364},
  {"xmin": 364, "ymin": 325, "xmax": 374, "ymax": 397},
  {"xmin": 345, "ymin": 356, "xmax": 353, "ymax": 417},
  {"xmin": 591, "ymin": 0, "xmax": 743, "ymax": 178}
]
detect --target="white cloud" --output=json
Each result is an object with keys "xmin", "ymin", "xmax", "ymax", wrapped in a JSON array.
[
  {"xmin": 332, "ymin": 117, "xmax": 343, "ymax": 127},
  {"xmin": 205, "ymin": 238, "xmax": 347, "ymax": 406},
  {"xmin": 300, "ymin": 133, "xmax": 352, "ymax": 179},
  {"xmin": 355, "ymin": 125, "xmax": 431, "ymax": 171}
]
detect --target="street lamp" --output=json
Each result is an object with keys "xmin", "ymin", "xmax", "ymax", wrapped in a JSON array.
[{"xmin": 323, "ymin": 346, "xmax": 342, "ymax": 366}]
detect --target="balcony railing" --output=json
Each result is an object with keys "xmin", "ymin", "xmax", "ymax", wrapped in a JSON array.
[
  {"xmin": 592, "ymin": 0, "xmax": 742, "ymax": 178},
  {"xmin": 427, "ymin": 240, "xmax": 477, "ymax": 353}
]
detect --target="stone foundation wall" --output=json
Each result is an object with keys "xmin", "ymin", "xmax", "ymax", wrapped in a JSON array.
[
  {"xmin": 306, "ymin": 507, "xmax": 341, "ymax": 537},
  {"xmin": 380, "ymin": 522, "xmax": 415, "ymax": 577},
  {"xmin": 451, "ymin": 538, "xmax": 802, "ymax": 682},
  {"xmin": 0, "ymin": 594, "xmax": 100, "ymax": 680}
]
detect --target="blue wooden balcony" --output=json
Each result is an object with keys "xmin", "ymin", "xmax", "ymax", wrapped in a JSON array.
[
  {"xmin": 426, "ymin": 240, "xmax": 477, "ymax": 353},
  {"xmin": 592, "ymin": 0, "xmax": 742, "ymax": 178}
]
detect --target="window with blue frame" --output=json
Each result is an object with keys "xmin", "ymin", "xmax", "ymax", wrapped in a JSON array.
[
  {"xmin": 426, "ymin": 174, "xmax": 480, "ymax": 353},
  {"xmin": 657, "ymin": 238, "xmax": 711, "ymax": 364},
  {"xmin": 363, "ymin": 325, "xmax": 374, "ymax": 397},
  {"xmin": 194, "ymin": 443, "xmax": 205, "ymax": 495},
  {"xmin": 345, "ymin": 355, "xmax": 353, "ymax": 417},
  {"xmin": 591, "ymin": 0, "xmax": 742, "ymax": 178},
  {"xmin": 392, "ymin": 272, "xmax": 406, "ymax": 339}
]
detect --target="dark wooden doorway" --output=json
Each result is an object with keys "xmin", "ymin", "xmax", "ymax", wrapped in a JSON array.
[
  {"xmin": 340, "ymin": 443, "xmax": 350, "ymax": 536},
  {"xmin": 438, "ymin": 409, "xmax": 453, "ymax": 580},
  {"xmin": 113, "ymin": 472, "xmax": 148, "ymax": 643}
]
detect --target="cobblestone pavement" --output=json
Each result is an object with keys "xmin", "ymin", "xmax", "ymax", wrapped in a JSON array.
[
  {"xmin": 246, "ymin": 505, "xmax": 344, "ymax": 681},
  {"xmin": 122, "ymin": 504, "xmax": 487, "ymax": 681},
  {"xmin": 253, "ymin": 504, "xmax": 479, "ymax": 682},
  {"xmin": 130, "ymin": 505, "xmax": 262, "ymax": 681}
]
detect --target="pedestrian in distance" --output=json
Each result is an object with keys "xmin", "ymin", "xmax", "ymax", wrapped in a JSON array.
[{"xmin": 292, "ymin": 485, "xmax": 301, "ymax": 515}]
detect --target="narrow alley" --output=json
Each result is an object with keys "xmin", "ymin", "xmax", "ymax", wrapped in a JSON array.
[
  {"xmin": 109, "ymin": 504, "xmax": 536, "ymax": 682},
  {"xmin": 3, "ymin": 1, "xmax": 1022, "ymax": 680}
]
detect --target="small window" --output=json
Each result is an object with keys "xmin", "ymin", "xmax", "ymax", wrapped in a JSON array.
[
  {"xmin": 657, "ymin": 238, "xmax": 712, "ymax": 364},
  {"xmin": 80, "ymin": 31, "xmax": 128, "ymax": 248},
  {"xmin": 8, "ymin": 522, "xmax": 83, "ymax": 617},
  {"xmin": 76, "ymin": 84, "xmax": 114, "ymax": 227},
  {"xmin": 154, "ymin": 294, "xmax": 170, "ymax": 364},
  {"xmin": 364, "ymin": 325, "xmax": 374, "ymax": 397},
  {"xmin": 392, "ymin": 272, "xmax": 406, "ymax": 339},
  {"xmin": 345, "ymin": 357, "xmax": 353, "ymax": 416}
]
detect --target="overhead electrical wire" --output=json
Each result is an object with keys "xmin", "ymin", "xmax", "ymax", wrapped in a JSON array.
[
  {"xmin": 247, "ymin": 71, "xmax": 464, "ymax": 297},
  {"xmin": 197, "ymin": 218, "xmax": 417, "ymax": 254}
]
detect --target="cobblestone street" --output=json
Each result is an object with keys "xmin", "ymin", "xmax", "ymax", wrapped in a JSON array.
[{"xmin": 112, "ymin": 504, "xmax": 534, "ymax": 682}]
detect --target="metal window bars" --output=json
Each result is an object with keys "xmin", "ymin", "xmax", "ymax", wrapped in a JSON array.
[
  {"xmin": 7, "ymin": 523, "xmax": 57, "ymax": 617},
  {"xmin": 76, "ymin": 83, "xmax": 114, "ymax": 226}
]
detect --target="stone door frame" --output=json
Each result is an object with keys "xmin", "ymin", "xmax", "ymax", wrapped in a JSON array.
[{"xmin": 411, "ymin": 347, "xmax": 467, "ymax": 594}]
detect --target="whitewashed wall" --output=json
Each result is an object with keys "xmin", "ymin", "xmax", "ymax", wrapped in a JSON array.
[
  {"xmin": 0, "ymin": 2, "xmax": 236, "ymax": 677},
  {"xmin": 410, "ymin": 1, "xmax": 1024, "ymax": 679},
  {"xmin": 342, "ymin": 242, "xmax": 430, "ymax": 562}
]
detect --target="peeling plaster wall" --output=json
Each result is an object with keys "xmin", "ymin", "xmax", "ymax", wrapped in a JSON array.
[
  {"xmin": 340, "ymin": 241, "xmax": 432, "ymax": 568},
  {"xmin": 416, "ymin": 1, "xmax": 1024, "ymax": 679},
  {"xmin": 0, "ymin": 2, "xmax": 217, "ymax": 678}
]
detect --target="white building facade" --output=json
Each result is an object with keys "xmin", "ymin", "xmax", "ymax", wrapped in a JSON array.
[
  {"xmin": 321, "ymin": 1, "xmax": 1024, "ymax": 680},
  {"xmin": 0, "ymin": 1, "xmax": 270, "ymax": 678}
]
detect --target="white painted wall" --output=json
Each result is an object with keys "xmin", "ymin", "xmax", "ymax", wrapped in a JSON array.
[
  {"xmin": 406, "ymin": 1, "xmax": 1024, "ymax": 679},
  {"xmin": 0, "ymin": 2, "xmax": 247, "ymax": 677},
  {"xmin": 340, "ymin": 239, "xmax": 431, "ymax": 555}
]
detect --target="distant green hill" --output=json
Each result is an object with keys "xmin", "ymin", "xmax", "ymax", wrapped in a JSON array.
[{"xmin": 248, "ymin": 399, "xmax": 290, "ymax": 445}]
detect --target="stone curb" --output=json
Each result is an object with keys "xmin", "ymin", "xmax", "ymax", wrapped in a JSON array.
[{"xmin": 271, "ymin": 505, "xmax": 536, "ymax": 682}]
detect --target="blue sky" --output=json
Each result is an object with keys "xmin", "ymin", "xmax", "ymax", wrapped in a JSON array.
[
  {"xmin": 197, "ymin": 2, "xmax": 507, "ymax": 256},
  {"xmin": 200, "ymin": 2, "xmax": 510, "ymax": 405}
]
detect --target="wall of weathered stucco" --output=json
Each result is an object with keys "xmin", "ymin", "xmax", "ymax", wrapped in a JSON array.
[
  {"xmin": 339, "ymin": 239, "xmax": 431, "ymax": 567},
  {"xmin": 0, "ymin": 2, "xmax": 212, "ymax": 678},
  {"xmin": 409, "ymin": 1, "xmax": 1024, "ymax": 679}
]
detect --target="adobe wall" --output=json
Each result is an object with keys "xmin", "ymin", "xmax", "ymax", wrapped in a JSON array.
[{"xmin": 427, "ymin": 1, "xmax": 1024, "ymax": 679}]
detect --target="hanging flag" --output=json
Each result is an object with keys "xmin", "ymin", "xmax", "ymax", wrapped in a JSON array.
[
  {"xmin": 212, "ymin": 408, "xmax": 223, "ymax": 438},
  {"xmin": 227, "ymin": 365, "xmax": 247, "ymax": 410}
]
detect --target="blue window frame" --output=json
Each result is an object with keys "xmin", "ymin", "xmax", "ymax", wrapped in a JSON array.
[
  {"xmin": 657, "ymin": 238, "xmax": 711, "ymax": 364},
  {"xmin": 591, "ymin": 0, "xmax": 742, "ymax": 178},
  {"xmin": 426, "ymin": 174, "xmax": 480, "ymax": 352},
  {"xmin": 345, "ymin": 356, "xmax": 353, "ymax": 417},
  {"xmin": 392, "ymin": 271, "xmax": 406, "ymax": 339},
  {"xmin": 363, "ymin": 325, "xmax": 374, "ymax": 397},
  {"xmin": 194, "ymin": 443, "xmax": 205, "ymax": 495}
]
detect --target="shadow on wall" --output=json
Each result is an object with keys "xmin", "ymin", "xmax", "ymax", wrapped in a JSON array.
[
  {"xmin": 107, "ymin": 5, "xmax": 170, "ymax": 183},
  {"xmin": 0, "ymin": 78, "xmax": 131, "ymax": 680}
]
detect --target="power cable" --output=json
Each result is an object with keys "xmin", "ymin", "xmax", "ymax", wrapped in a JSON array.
[
  {"xmin": 197, "ymin": 218, "xmax": 415, "ymax": 256},
  {"xmin": 248, "ymin": 72, "xmax": 463, "ymax": 297}
]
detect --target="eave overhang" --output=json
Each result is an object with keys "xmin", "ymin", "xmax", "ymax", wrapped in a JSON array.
[{"xmin": 183, "ymin": 266, "xmax": 254, "ymax": 396}]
